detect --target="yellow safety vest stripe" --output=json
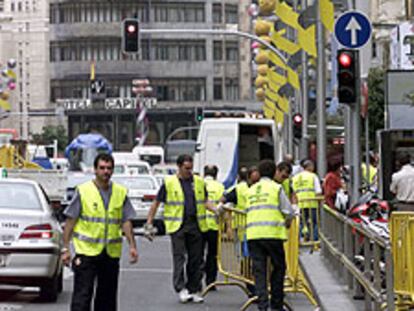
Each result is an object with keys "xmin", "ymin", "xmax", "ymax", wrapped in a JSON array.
[
  {"xmin": 292, "ymin": 171, "xmax": 318, "ymax": 209},
  {"xmin": 205, "ymin": 178, "xmax": 225, "ymax": 231}
]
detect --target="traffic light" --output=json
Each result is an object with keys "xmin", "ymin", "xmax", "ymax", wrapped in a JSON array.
[
  {"xmin": 195, "ymin": 107, "xmax": 204, "ymax": 123},
  {"xmin": 122, "ymin": 18, "xmax": 140, "ymax": 53},
  {"xmin": 337, "ymin": 49, "xmax": 357, "ymax": 104},
  {"xmin": 292, "ymin": 113, "xmax": 303, "ymax": 140}
]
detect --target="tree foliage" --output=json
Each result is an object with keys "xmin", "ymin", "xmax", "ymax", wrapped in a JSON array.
[
  {"xmin": 31, "ymin": 125, "xmax": 68, "ymax": 152},
  {"xmin": 367, "ymin": 67, "xmax": 385, "ymax": 147}
]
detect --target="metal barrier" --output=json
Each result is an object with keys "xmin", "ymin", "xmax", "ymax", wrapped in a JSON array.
[
  {"xmin": 319, "ymin": 204, "xmax": 394, "ymax": 311},
  {"xmin": 202, "ymin": 205, "xmax": 318, "ymax": 310},
  {"xmin": 390, "ymin": 212, "xmax": 414, "ymax": 310}
]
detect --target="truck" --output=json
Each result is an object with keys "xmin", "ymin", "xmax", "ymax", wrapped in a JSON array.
[{"xmin": 193, "ymin": 116, "xmax": 283, "ymax": 188}]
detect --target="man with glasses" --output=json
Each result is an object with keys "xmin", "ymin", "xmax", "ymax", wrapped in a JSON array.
[{"xmin": 62, "ymin": 153, "xmax": 138, "ymax": 311}]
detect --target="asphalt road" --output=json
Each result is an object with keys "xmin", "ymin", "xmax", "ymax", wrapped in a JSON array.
[{"xmin": 0, "ymin": 236, "xmax": 316, "ymax": 311}]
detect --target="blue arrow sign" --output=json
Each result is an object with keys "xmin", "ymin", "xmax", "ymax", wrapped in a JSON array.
[{"xmin": 335, "ymin": 11, "xmax": 372, "ymax": 49}]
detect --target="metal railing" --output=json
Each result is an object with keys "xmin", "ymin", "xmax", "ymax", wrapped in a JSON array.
[{"xmin": 319, "ymin": 204, "xmax": 394, "ymax": 311}]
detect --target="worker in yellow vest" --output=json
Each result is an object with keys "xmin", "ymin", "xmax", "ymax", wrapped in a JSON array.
[
  {"xmin": 274, "ymin": 161, "xmax": 293, "ymax": 202},
  {"xmin": 220, "ymin": 166, "xmax": 260, "ymax": 296},
  {"xmin": 62, "ymin": 154, "xmax": 138, "ymax": 311},
  {"xmin": 246, "ymin": 160, "xmax": 295, "ymax": 311},
  {"xmin": 203, "ymin": 165, "xmax": 224, "ymax": 289},
  {"xmin": 292, "ymin": 160, "xmax": 322, "ymax": 241},
  {"xmin": 145, "ymin": 154, "xmax": 217, "ymax": 304},
  {"xmin": 361, "ymin": 152, "xmax": 378, "ymax": 190}
]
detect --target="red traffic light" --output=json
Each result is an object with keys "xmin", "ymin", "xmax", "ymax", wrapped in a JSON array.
[
  {"xmin": 338, "ymin": 52, "xmax": 352, "ymax": 68},
  {"xmin": 127, "ymin": 24, "xmax": 137, "ymax": 33},
  {"xmin": 293, "ymin": 113, "xmax": 303, "ymax": 124}
]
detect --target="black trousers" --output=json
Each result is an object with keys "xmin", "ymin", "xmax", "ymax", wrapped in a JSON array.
[
  {"xmin": 202, "ymin": 230, "xmax": 218, "ymax": 286},
  {"xmin": 170, "ymin": 221, "xmax": 203, "ymax": 294},
  {"xmin": 71, "ymin": 251, "xmax": 120, "ymax": 311},
  {"xmin": 248, "ymin": 239, "xmax": 286, "ymax": 311}
]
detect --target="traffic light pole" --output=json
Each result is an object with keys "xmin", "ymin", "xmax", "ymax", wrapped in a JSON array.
[
  {"xmin": 350, "ymin": 51, "xmax": 361, "ymax": 205},
  {"xmin": 316, "ymin": 0, "xmax": 327, "ymax": 178},
  {"xmin": 300, "ymin": 0, "xmax": 309, "ymax": 160}
]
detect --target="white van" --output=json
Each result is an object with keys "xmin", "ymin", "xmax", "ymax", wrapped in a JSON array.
[
  {"xmin": 193, "ymin": 117, "xmax": 283, "ymax": 188},
  {"xmin": 112, "ymin": 152, "xmax": 151, "ymax": 175},
  {"xmin": 132, "ymin": 146, "xmax": 164, "ymax": 166}
]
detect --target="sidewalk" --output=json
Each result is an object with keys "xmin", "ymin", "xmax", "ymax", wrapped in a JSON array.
[{"xmin": 300, "ymin": 250, "xmax": 364, "ymax": 311}]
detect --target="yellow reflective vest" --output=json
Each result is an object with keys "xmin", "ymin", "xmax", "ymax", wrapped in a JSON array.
[
  {"xmin": 292, "ymin": 171, "xmax": 318, "ymax": 209},
  {"xmin": 74, "ymin": 181, "xmax": 127, "ymax": 258},
  {"xmin": 246, "ymin": 178, "xmax": 287, "ymax": 240},
  {"xmin": 281, "ymin": 178, "xmax": 291, "ymax": 200},
  {"xmin": 235, "ymin": 181, "xmax": 249, "ymax": 211},
  {"xmin": 361, "ymin": 163, "xmax": 377, "ymax": 186},
  {"xmin": 205, "ymin": 177, "xmax": 225, "ymax": 231},
  {"xmin": 163, "ymin": 175, "xmax": 208, "ymax": 234}
]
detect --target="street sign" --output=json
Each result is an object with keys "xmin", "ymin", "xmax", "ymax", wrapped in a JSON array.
[{"xmin": 334, "ymin": 11, "xmax": 372, "ymax": 49}]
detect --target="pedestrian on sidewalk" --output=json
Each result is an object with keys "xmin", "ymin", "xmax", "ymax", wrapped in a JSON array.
[
  {"xmin": 292, "ymin": 160, "xmax": 322, "ymax": 241},
  {"xmin": 323, "ymin": 161, "xmax": 345, "ymax": 210},
  {"xmin": 390, "ymin": 152, "xmax": 414, "ymax": 211},
  {"xmin": 203, "ymin": 165, "xmax": 224, "ymax": 289},
  {"xmin": 145, "ymin": 154, "xmax": 217, "ymax": 303},
  {"xmin": 246, "ymin": 160, "xmax": 294, "ymax": 311},
  {"xmin": 61, "ymin": 153, "xmax": 139, "ymax": 311}
]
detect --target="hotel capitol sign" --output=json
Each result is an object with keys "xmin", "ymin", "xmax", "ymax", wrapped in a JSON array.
[{"xmin": 58, "ymin": 97, "xmax": 157, "ymax": 111}]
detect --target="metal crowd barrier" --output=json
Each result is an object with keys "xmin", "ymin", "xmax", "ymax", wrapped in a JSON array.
[
  {"xmin": 390, "ymin": 212, "xmax": 414, "ymax": 310},
  {"xmin": 319, "ymin": 204, "xmax": 394, "ymax": 311},
  {"xmin": 298, "ymin": 196, "xmax": 325, "ymax": 251},
  {"xmin": 202, "ymin": 205, "xmax": 318, "ymax": 311}
]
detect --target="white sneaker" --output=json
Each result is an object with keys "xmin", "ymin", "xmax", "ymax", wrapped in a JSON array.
[
  {"xmin": 178, "ymin": 289, "xmax": 191, "ymax": 303},
  {"xmin": 191, "ymin": 292, "xmax": 204, "ymax": 303}
]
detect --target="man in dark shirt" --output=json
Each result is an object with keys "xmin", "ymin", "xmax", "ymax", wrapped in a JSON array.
[{"xmin": 146, "ymin": 154, "xmax": 215, "ymax": 304}]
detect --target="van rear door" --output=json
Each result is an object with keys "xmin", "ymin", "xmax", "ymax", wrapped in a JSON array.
[{"xmin": 196, "ymin": 121, "xmax": 238, "ymax": 188}]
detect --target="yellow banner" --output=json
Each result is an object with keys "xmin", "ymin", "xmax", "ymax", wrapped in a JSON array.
[
  {"xmin": 320, "ymin": 0, "xmax": 334, "ymax": 32},
  {"xmin": 90, "ymin": 61, "xmax": 95, "ymax": 81},
  {"xmin": 274, "ymin": 0, "xmax": 300, "ymax": 30},
  {"xmin": 268, "ymin": 70, "xmax": 287, "ymax": 86},
  {"xmin": 271, "ymin": 31, "xmax": 300, "ymax": 55},
  {"xmin": 287, "ymin": 67, "xmax": 300, "ymax": 90},
  {"xmin": 268, "ymin": 52, "xmax": 287, "ymax": 69},
  {"xmin": 298, "ymin": 25, "xmax": 317, "ymax": 57},
  {"xmin": 265, "ymin": 88, "xmax": 289, "ymax": 114}
]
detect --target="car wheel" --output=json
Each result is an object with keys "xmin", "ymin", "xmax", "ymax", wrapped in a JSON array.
[{"xmin": 39, "ymin": 273, "xmax": 60, "ymax": 302}]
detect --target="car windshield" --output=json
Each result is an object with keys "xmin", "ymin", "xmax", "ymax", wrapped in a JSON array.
[
  {"xmin": 112, "ymin": 177, "xmax": 157, "ymax": 190},
  {"xmin": 0, "ymin": 183, "xmax": 42, "ymax": 210},
  {"xmin": 128, "ymin": 165, "xmax": 149, "ymax": 174}
]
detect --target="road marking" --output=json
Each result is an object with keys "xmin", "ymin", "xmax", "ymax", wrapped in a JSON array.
[{"xmin": 120, "ymin": 267, "xmax": 172, "ymax": 274}]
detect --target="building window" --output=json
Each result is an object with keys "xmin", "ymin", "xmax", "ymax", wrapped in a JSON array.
[
  {"xmin": 225, "ymin": 4, "xmax": 238, "ymax": 24},
  {"xmin": 225, "ymin": 79, "xmax": 239, "ymax": 100},
  {"xmin": 213, "ymin": 41, "xmax": 222, "ymax": 61},
  {"xmin": 214, "ymin": 79, "xmax": 223, "ymax": 100},
  {"xmin": 212, "ymin": 3, "xmax": 222, "ymax": 23},
  {"xmin": 226, "ymin": 42, "xmax": 239, "ymax": 61}
]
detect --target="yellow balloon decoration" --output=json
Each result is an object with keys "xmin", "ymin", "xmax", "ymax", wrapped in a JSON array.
[
  {"xmin": 256, "ymin": 88, "xmax": 266, "ymax": 101},
  {"xmin": 257, "ymin": 64, "xmax": 269, "ymax": 76},
  {"xmin": 259, "ymin": 0, "xmax": 276, "ymax": 15},
  {"xmin": 255, "ymin": 20, "xmax": 272, "ymax": 36},
  {"xmin": 255, "ymin": 76, "xmax": 268, "ymax": 88},
  {"xmin": 255, "ymin": 51, "xmax": 269, "ymax": 64}
]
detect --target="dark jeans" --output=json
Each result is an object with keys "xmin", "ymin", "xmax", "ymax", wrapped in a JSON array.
[
  {"xmin": 71, "ymin": 251, "xmax": 120, "ymax": 311},
  {"xmin": 170, "ymin": 221, "xmax": 203, "ymax": 294},
  {"xmin": 302, "ymin": 208, "xmax": 319, "ymax": 241},
  {"xmin": 248, "ymin": 239, "xmax": 286, "ymax": 311},
  {"xmin": 202, "ymin": 230, "xmax": 218, "ymax": 286}
]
